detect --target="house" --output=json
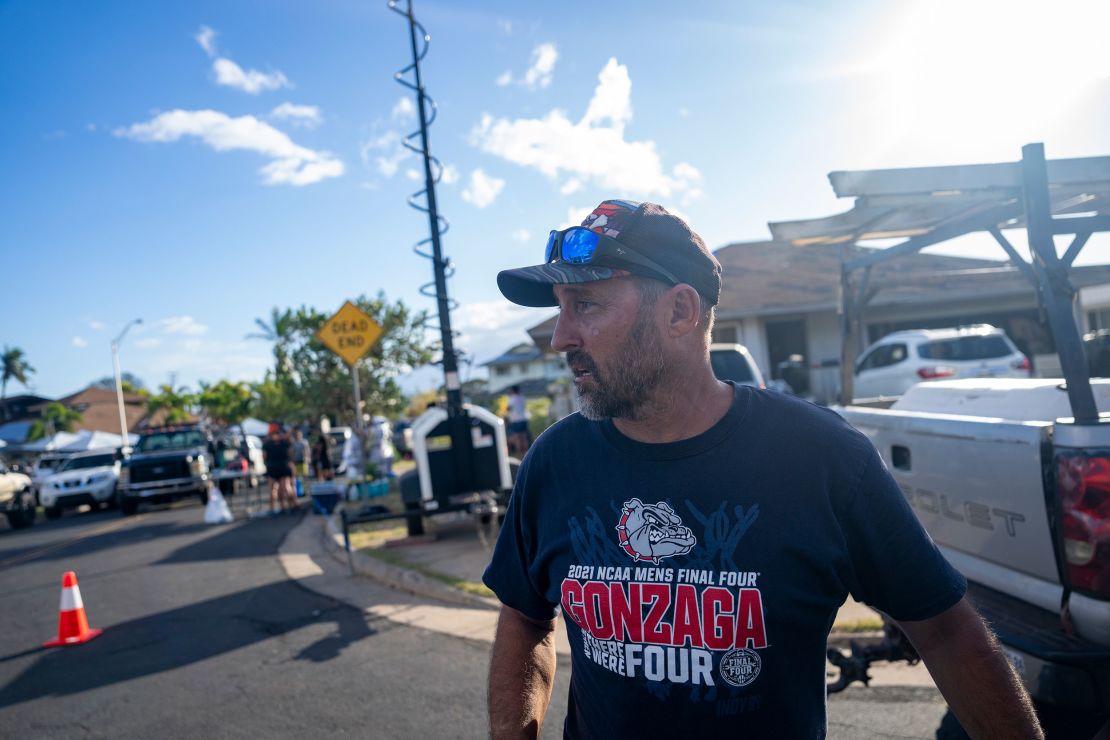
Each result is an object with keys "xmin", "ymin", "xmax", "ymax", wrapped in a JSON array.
[
  {"xmin": 712, "ymin": 240, "xmax": 1110, "ymax": 403},
  {"xmin": 514, "ymin": 241, "xmax": 1110, "ymax": 405},
  {"xmin": 482, "ymin": 342, "xmax": 567, "ymax": 396}
]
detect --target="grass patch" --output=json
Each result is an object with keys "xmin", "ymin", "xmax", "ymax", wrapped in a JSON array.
[
  {"xmin": 833, "ymin": 617, "xmax": 884, "ymax": 633},
  {"xmin": 359, "ymin": 544, "xmax": 494, "ymax": 598}
]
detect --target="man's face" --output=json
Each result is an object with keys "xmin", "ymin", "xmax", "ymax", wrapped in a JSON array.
[{"xmin": 552, "ymin": 279, "xmax": 669, "ymax": 421}]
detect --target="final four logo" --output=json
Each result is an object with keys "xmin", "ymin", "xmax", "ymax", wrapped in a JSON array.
[{"xmin": 615, "ymin": 498, "xmax": 696, "ymax": 564}]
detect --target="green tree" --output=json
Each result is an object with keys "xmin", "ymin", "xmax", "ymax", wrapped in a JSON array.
[
  {"xmin": 248, "ymin": 373, "xmax": 300, "ymax": 422},
  {"xmin": 146, "ymin": 385, "xmax": 197, "ymax": 424},
  {"xmin": 2, "ymin": 346, "xmax": 36, "ymax": 417},
  {"xmin": 197, "ymin": 379, "xmax": 253, "ymax": 427},
  {"xmin": 28, "ymin": 402, "xmax": 83, "ymax": 441},
  {"xmin": 246, "ymin": 307, "xmax": 296, "ymax": 380}
]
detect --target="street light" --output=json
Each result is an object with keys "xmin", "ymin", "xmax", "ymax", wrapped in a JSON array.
[{"xmin": 112, "ymin": 318, "xmax": 142, "ymax": 452}]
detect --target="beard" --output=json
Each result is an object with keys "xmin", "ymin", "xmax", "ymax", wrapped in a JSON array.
[{"xmin": 568, "ymin": 306, "xmax": 669, "ymax": 421}]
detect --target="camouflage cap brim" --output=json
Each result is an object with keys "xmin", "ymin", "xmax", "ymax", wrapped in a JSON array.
[{"xmin": 497, "ymin": 262, "xmax": 624, "ymax": 307}]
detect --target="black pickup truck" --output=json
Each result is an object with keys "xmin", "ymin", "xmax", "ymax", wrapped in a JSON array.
[{"xmin": 117, "ymin": 425, "xmax": 214, "ymax": 515}]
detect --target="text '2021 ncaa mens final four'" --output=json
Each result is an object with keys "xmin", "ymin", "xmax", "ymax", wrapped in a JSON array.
[{"xmin": 482, "ymin": 200, "xmax": 1043, "ymax": 739}]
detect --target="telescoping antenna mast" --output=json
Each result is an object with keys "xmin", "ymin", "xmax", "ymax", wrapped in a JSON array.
[{"xmin": 388, "ymin": 0, "xmax": 463, "ymax": 418}]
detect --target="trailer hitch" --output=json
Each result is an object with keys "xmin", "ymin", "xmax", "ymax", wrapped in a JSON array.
[{"xmin": 826, "ymin": 623, "xmax": 920, "ymax": 693}]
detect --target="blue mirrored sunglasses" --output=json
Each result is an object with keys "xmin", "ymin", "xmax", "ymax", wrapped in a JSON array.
[{"xmin": 544, "ymin": 227, "xmax": 679, "ymax": 284}]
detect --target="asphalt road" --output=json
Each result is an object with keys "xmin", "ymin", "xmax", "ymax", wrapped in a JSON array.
[{"xmin": 0, "ymin": 501, "xmax": 947, "ymax": 739}]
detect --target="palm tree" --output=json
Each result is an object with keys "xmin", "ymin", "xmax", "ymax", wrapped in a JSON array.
[
  {"xmin": 246, "ymin": 308, "xmax": 296, "ymax": 378},
  {"xmin": 2, "ymin": 346, "xmax": 36, "ymax": 420},
  {"xmin": 27, "ymin": 402, "xmax": 83, "ymax": 441}
]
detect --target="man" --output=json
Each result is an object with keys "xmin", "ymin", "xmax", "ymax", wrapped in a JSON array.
[
  {"xmin": 506, "ymin": 385, "xmax": 531, "ymax": 457},
  {"xmin": 483, "ymin": 200, "xmax": 1042, "ymax": 738},
  {"xmin": 262, "ymin": 423, "xmax": 295, "ymax": 514},
  {"xmin": 291, "ymin": 428, "xmax": 311, "ymax": 496}
]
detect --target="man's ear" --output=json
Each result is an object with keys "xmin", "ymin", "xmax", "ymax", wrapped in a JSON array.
[{"xmin": 665, "ymin": 284, "xmax": 702, "ymax": 338}]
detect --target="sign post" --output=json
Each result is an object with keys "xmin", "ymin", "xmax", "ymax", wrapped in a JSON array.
[{"xmin": 316, "ymin": 301, "xmax": 384, "ymax": 456}]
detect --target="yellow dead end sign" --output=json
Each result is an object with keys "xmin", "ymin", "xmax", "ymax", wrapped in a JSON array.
[{"xmin": 317, "ymin": 301, "xmax": 383, "ymax": 366}]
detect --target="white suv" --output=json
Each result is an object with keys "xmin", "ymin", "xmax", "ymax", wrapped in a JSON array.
[
  {"xmin": 40, "ymin": 449, "xmax": 120, "ymax": 518},
  {"xmin": 853, "ymin": 325, "xmax": 1031, "ymax": 400}
]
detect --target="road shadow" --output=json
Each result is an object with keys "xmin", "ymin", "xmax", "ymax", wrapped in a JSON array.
[
  {"xmin": 154, "ymin": 511, "xmax": 305, "ymax": 565},
  {"xmin": 0, "ymin": 520, "xmax": 206, "ymax": 570},
  {"xmin": 0, "ymin": 579, "xmax": 378, "ymax": 708}
]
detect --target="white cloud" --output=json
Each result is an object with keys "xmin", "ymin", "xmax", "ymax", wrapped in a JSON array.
[
  {"xmin": 559, "ymin": 178, "xmax": 582, "ymax": 196},
  {"xmin": 561, "ymin": 205, "xmax": 595, "ymax": 229},
  {"xmin": 678, "ymin": 107, "xmax": 690, "ymax": 118},
  {"xmin": 194, "ymin": 25, "xmax": 289, "ymax": 95},
  {"xmin": 212, "ymin": 58, "xmax": 290, "ymax": 94},
  {"xmin": 156, "ymin": 315, "xmax": 209, "ymax": 336},
  {"xmin": 511, "ymin": 229, "xmax": 531, "ymax": 243},
  {"xmin": 453, "ymin": 300, "xmax": 551, "ymax": 364},
  {"xmin": 440, "ymin": 163, "xmax": 459, "ymax": 184},
  {"xmin": 522, "ymin": 43, "xmax": 558, "ymax": 90},
  {"xmin": 495, "ymin": 70, "xmax": 512, "ymax": 87},
  {"xmin": 471, "ymin": 58, "xmax": 702, "ymax": 199},
  {"xmin": 462, "ymin": 168, "xmax": 505, "ymax": 208},
  {"xmin": 136, "ymin": 338, "xmax": 271, "ymax": 388},
  {"xmin": 116, "ymin": 109, "xmax": 344, "ymax": 186},
  {"xmin": 89, "ymin": 320, "xmax": 105, "ymax": 331},
  {"xmin": 404, "ymin": 168, "xmax": 422, "ymax": 181},
  {"xmin": 270, "ymin": 102, "xmax": 321, "ymax": 128},
  {"xmin": 135, "ymin": 338, "xmax": 162, "ymax": 349},
  {"xmin": 360, "ymin": 130, "xmax": 409, "ymax": 178},
  {"xmin": 497, "ymin": 19, "xmax": 513, "ymax": 35},
  {"xmin": 71, "ymin": 336, "xmax": 88, "ymax": 348},
  {"xmin": 195, "ymin": 25, "xmax": 217, "ymax": 57},
  {"xmin": 391, "ymin": 96, "xmax": 415, "ymax": 122}
]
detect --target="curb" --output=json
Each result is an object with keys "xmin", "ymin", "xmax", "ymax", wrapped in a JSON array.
[{"xmin": 322, "ymin": 509, "xmax": 501, "ymax": 612}]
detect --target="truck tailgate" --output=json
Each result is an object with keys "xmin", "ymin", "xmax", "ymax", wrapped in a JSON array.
[{"xmin": 839, "ymin": 407, "xmax": 1063, "ymax": 612}]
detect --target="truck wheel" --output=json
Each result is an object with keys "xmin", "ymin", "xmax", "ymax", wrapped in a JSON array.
[
  {"xmin": 120, "ymin": 497, "xmax": 139, "ymax": 516},
  {"xmin": 5, "ymin": 489, "xmax": 36, "ymax": 529},
  {"xmin": 44, "ymin": 505, "xmax": 63, "ymax": 520}
]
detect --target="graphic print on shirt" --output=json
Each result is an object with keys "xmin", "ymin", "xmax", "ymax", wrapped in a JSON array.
[{"xmin": 562, "ymin": 498, "xmax": 766, "ymax": 699}]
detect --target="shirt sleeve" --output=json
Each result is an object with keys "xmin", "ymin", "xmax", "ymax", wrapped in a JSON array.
[
  {"xmin": 837, "ymin": 445, "xmax": 967, "ymax": 622},
  {"xmin": 482, "ymin": 457, "xmax": 559, "ymax": 621}
]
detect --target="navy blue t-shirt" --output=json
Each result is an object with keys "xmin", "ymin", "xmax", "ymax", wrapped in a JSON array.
[{"xmin": 483, "ymin": 383, "xmax": 965, "ymax": 739}]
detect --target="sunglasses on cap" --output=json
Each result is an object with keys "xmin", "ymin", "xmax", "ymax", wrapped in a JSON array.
[{"xmin": 544, "ymin": 227, "xmax": 680, "ymax": 285}]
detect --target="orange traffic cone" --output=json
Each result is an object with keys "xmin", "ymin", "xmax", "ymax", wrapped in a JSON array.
[{"xmin": 43, "ymin": 571, "xmax": 102, "ymax": 647}]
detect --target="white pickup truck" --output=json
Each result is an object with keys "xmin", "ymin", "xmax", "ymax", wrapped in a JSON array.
[
  {"xmin": 837, "ymin": 378, "xmax": 1110, "ymax": 736},
  {"xmin": 0, "ymin": 461, "xmax": 36, "ymax": 529}
]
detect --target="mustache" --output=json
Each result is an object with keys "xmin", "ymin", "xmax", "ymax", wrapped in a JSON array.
[{"xmin": 565, "ymin": 350, "xmax": 600, "ymax": 376}]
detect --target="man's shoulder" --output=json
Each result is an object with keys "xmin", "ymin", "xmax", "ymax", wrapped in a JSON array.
[{"xmin": 745, "ymin": 388, "xmax": 870, "ymax": 452}]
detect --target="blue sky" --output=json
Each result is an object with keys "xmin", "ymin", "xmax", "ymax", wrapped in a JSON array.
[{"xmin": 3, "ymin": 0, "xmax": 1110, "ymax": 400}]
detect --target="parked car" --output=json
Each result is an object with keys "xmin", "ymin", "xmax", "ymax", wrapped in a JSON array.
[
  {"xmin": 709, "ymin": 343, "xmax": 766, "ymax": 388},
  {"xmin": 31, "ymin": 452, "xmax": 73, "ymax": 498},
  {"xmin": 0, "ymin": 460, "xmax": 36, "ymax": 529},
  {"xmin": 853, "ymin": 324, "xmax": 1030, "ymax": 400},
  {"xmin": 117, "ymin": 424, "xmax": 214, "ymax": 515},
  {"xmin": 40, "ymin": 449, "xmax": 120, "ymax": 518}
]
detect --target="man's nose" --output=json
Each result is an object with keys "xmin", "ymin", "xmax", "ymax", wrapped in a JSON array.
[{"xmin": 551, "ymin": 313, "xmax": 580, "ymax": 353}]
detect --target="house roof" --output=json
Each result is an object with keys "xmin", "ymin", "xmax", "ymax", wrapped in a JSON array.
[
  {"xmin": 34, "ymin": 385, "xmax": 168, "ymax": 434},
  {"xmin": 712, "ymin": 241, "xmax": 1110, "ymax": 319},
  {"xmin": 482, "ymin": 343, "xmax": 545, "ymax": 367}
]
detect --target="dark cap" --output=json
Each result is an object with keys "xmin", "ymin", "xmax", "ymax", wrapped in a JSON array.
[{"xmin": 497, "ymin": 200, "xmax": 722, "ymax": 308}]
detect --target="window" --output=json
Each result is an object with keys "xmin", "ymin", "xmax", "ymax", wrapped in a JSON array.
[
  {"xmin": 494, "ymin": 366, "xmax": 510, "ymax": 377},
  {"xmin": 917, "ymin": 336, "xmax": 1012, "ymax": 361},
  {"xmin": 856, "ymin": 343, "xmax": 908, "ymax": 373},
  {"xmin": 712, "ymin": 325, "xmax": 738, "ymax": 344}
]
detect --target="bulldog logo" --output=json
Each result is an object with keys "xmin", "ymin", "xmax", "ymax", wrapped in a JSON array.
[{"xmin": 615, "ymin": 498, "xmax": 696, "ymax": 564}]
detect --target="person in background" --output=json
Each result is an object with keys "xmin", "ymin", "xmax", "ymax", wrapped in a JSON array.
[
  {"xmin": 369, "ymin": 416, "xmax": 395, "ymax": 479},
  {"xmin": 291, "ymin": 428, "xmax": 311, "ymax": 495},
  {"xmin": 506, "ymin": 385, "xmax": 531, "ymax": 457},
  {"xmin": 312, "ymin": 433, "xmax": 333, "ymax": 481},
  {"xmin": 262, "ymin": 423, "xmax": 295, "ymax": 514}
]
